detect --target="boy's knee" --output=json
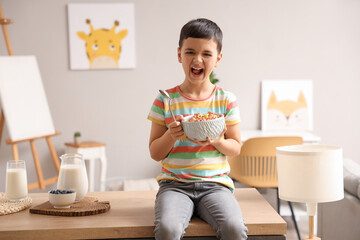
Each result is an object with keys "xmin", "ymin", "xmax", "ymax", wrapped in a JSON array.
[
  {"xmin": 218, "ymin": 217, "xmax": 248, "ymax": 240},
  {"xmin": 154, "ymin": 221, "xmax": 184, "ymax": 240}
]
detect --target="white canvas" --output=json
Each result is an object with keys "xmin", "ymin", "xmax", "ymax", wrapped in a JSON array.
[
  {"xmin": 68, "ymin": 3, "xmax": 136, "ymax": 70},
  {"xmin": 261, "ymin": 80, "xmax": 313, "ymax": 131},
  {"xmin": 0, "ymin": 56, "xmax": 55, "ymax": 141}
]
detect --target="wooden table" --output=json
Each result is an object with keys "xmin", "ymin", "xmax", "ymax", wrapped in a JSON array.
[{"xmin": 0, "ymin": 188, "xmax": 286, "ymax": 240}]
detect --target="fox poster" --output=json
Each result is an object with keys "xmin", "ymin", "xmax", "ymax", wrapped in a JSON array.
[{"xmin": 261, "ymin": 80, "xmax": 313, "ymax": 131}]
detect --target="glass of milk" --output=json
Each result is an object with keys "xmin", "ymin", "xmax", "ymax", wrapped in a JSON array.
[
  {"xmin": 6, "ymin": 160, "xmax": 28, "ymax": 201},
  {"xmin": 57, "ymin": 153, "xmax": 88, "ymax": 202}
]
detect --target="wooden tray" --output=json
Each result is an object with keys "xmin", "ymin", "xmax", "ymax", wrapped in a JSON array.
[{"xmin": 29, "ymin": 197, "xmax": 110, "ymax": 216}]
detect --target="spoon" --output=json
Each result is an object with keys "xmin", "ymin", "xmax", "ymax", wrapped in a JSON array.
[{"xmin": 159, "ymin": 89, "xmax": 176, "ymax": 122}]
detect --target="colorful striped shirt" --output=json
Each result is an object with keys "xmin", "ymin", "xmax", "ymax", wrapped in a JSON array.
[{"xmin": 147, "ymin": 85, "xmax": 241, "ymax": 191}]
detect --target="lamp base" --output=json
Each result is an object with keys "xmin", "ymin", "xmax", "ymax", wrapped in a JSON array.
[{"xmin": 302, "ymin": 237, "xmax": 321, "ymax": 240}]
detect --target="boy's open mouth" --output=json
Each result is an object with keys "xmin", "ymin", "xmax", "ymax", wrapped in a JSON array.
[{"xmin": 191, "ymin": 67, "xmax": 203, "ymax": 75}]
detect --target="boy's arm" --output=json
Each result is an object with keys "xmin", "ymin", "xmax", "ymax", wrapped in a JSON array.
[
  {"xmin": 149, "ymin": 117, "xmax": 184, "ymax": 161},
  {"xmin": 210, "ymin": 123, "xmax": 242, "ymax": 156}
]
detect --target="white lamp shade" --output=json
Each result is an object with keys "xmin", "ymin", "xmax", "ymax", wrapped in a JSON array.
[{"xmin": 276, "ymin": 145, "xmax": 344, "ymax": 203}]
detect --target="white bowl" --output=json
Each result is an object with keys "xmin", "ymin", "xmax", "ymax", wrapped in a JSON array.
[
  {"xmin": 48, "ymin": 190, "xmax": 76, "ymax": 209},
  {"xmin": 181, "ymin": 114, "xmax": 225, "ymax": 141}
]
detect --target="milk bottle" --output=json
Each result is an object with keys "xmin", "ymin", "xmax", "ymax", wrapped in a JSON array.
[
  {"xmin": 57, "ymin": 153, "xmax": 88, "ymax": 201},
  {"xmin": 6, "ymin": 160, "xmax": 28, "ymax": 201}
]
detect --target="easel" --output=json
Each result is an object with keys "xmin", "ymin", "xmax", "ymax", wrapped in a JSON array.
[{"xmin": 0, "ymin": 4, "xmax": 60, "ymax": 190}]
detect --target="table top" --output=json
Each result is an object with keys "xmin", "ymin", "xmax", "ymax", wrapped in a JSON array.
[
  {"xmin": 241, "ymin": 129, "xmax": 321, "ymax": 143},
  {"xmin": 65, "ymin": 141, "xmax": 106, "ymax": 148},
  {"xmin": 0, "ymin": 188, "xmax": 286, "ymax": 239}
]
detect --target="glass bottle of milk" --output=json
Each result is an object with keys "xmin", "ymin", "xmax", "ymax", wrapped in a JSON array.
[
  {"xmin": 6, "ymin": 160, "xmax": 28, "ymax": 201},
  {"xmin": 57, "ymin": 153, "xmax": 88, "ymax": 202}
]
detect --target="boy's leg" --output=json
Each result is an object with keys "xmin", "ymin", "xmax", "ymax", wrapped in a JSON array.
[
  {"xmin": 196, "ymin": 184, "xmax": 248, "ymax": 240},
  {"xmin": 154, "ymin": 181, "xmax": 194, "ymax": 240}
]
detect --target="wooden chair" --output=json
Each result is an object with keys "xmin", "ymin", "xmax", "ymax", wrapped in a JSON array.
[{"xmin": 228, "ymin": 136, "xmax": 303, "ymax": 240}]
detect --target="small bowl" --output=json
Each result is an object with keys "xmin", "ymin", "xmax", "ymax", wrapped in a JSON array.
[
  {"xmin": 181, "ymin": 113, "xmax": 225, "ymax": 141},
  {"xmin": 48, "ymin": 190, "xmax": 76, "ymax": 209}
]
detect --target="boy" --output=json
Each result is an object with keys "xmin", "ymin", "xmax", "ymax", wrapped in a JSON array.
[{"xmin": 148, "ymin": 18, "xmax": 248, "ymax": 240}]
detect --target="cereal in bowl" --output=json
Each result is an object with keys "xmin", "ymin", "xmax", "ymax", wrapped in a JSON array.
[{"xmin": 187, "ymin": 111, "xmax": 222, "ymax": 122}]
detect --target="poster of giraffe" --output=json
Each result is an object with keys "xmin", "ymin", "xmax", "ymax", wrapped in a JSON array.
[
  {"xmin": 261, "ymin": 80, "xmax": 313, "ymax": 131},
  {"xmin": 68, "ymin": 3, "xmax": 136, "ymax": 70}
]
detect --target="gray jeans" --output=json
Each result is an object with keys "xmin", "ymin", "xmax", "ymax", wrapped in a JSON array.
[{"xmin": 154, "ymin": 180, "xmax": 248, "ymax": 240}]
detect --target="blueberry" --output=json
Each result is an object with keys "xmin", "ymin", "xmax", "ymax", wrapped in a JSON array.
[{"xmin": 50, "ymin": 189, "xmax": 75, "ymax": 194}]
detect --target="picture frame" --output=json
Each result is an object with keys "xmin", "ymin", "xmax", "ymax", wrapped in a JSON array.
[
  {"xmin": 261, "ymin": 80, "xmax": 313, "ymax": 131},
  {"xmin": 68, "ymin": 3, "xmax": 136, "ymax": 70}
]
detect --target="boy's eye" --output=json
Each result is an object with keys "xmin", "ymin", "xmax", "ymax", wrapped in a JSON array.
[
  {"xmin": 204, "ymin": 53, "xmax": 212, "ymax": 57},
  {"xmin": 185, "ymin": 51, "xmax": 194, "ymax": 54}
]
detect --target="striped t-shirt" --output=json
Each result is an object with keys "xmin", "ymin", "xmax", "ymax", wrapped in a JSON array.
[{"xmin": 147, "ymin": 85, "xmax": 241, "ymax": 191}]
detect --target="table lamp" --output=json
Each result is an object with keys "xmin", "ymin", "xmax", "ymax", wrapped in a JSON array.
[{"xmin": 276, "ymin": 144, "xmax": 344, "ymax": 240}]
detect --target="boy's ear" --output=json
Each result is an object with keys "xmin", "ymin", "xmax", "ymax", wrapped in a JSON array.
[
  {"xmin": 215, "ymin": 52, "xmax": 223, "ymax": 67},
  {"xmin": 177, "ymin": 48, "xmax": 182, "ymax": 63}
]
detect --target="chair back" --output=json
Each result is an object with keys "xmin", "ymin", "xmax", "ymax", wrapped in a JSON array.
[{"xmin": 228, "ymin": 136, "xmax": 303, "ymax": 188}]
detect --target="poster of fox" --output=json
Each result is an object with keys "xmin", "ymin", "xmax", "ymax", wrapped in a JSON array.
[{"xmin": 261, "ymin": 80, "xmax": 313, "ymax": 131}]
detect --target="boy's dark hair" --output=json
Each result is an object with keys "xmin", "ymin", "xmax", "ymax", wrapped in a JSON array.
[{"xmin": 179, "ymin": 18, "xmax": 223, "ymax": 54}]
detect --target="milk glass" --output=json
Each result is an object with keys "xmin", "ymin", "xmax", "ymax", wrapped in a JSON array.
[
  {"xmin": 57, "ymin": 153, "xmax": 88, "ymax": 202},
  {"xmin": 6, "ymin": 160, "xmax": 28, "ymax": 201}
]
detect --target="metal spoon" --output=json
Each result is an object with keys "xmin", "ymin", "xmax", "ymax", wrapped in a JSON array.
[{"xmin": 159, "ymin": 89, "xmax": 176, "ymax": 122}]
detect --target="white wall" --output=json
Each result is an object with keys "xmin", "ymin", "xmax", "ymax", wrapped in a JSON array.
[{"xmin": 0, "ymin": 0, "xmax": 359, "ymax": 192}]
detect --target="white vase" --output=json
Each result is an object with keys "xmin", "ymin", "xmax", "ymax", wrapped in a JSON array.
[{"xmin": 74, "ymin": 136, "xmax": 81, "ymax": 145}]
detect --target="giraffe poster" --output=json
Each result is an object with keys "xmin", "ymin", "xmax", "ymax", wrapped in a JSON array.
[
  {"xmin": 261, "ymin": 80, "xmax": 313, "ymax": 131},
  {"xmin": 68, "ymin": 3, "xmax": 136, "ymax": 70}
]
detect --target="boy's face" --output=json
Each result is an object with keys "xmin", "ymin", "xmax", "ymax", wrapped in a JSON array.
[{"xmin": 178, "ymin": 37, "xmax": 222, "ymax": 84}]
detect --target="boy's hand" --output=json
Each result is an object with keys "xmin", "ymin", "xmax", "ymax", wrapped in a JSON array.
[
  {"xmin": 168, "ymin": 115, "xmax": 184, "ymax": 141},
  {"xmin": 188, "ymin": 125, "xmax": 227, "ymax": 146}
]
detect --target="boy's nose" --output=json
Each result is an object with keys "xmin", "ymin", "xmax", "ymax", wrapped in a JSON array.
[{"xmin": 193, "ymin": 54, "xmax": 203, "ymax": 63}]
